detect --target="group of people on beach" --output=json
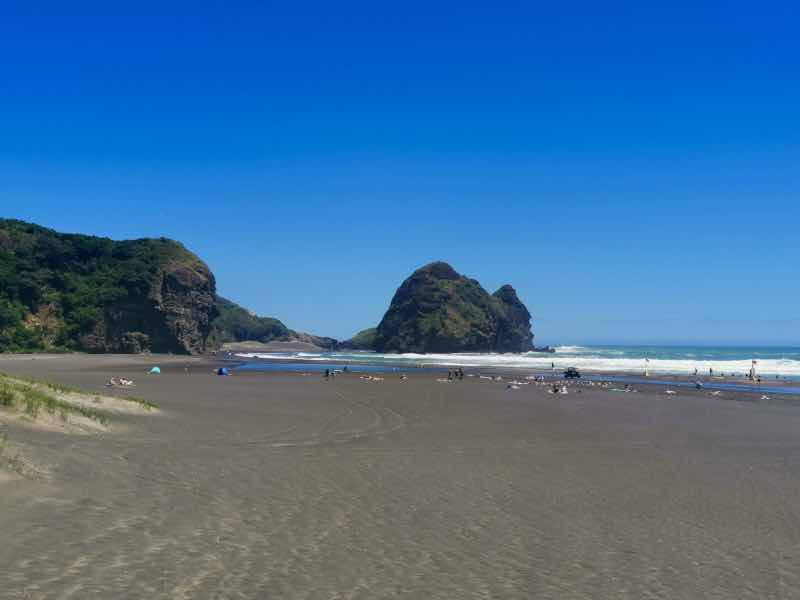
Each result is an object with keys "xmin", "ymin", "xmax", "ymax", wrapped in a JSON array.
[
  {"xmin": 447, "ymin": 368, "xmax": 465, "ymax": 381},
  {"xmin": 692, "ymin": 366, "xmax": 765, "ymax": 383}
]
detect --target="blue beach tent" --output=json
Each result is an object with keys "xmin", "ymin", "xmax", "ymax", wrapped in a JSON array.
[
  {"xmin": 217, "ymin": 367, "xmax": 230, "ymax": 376},
  {"xmin": 149, "ymin": 366, "xmax": 161, "ymax": 374}
]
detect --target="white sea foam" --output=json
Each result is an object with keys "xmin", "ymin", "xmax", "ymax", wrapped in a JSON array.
[
  {"xmin": 235, "ymin": 351, "xmax": 800, "ymax": 377},
  {"xmin": 553, "ymin": 346, "xmax": 589, "ymax": 353}
]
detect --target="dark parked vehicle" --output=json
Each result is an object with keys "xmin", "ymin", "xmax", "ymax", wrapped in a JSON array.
[{"xmin": 564, "ymin": 367, "xmax": 581, "ymax": 379}]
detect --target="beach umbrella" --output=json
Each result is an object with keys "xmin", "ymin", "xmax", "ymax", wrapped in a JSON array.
[{"xmin": 149, "ymin": 366, "xmax": 161, "ymax": 374}]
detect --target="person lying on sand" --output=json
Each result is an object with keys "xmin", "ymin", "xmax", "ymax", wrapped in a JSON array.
[
  {"xmin": 359, "ymin": 375, "xmax": 384, "ymax": 382},
  {"xmin": 106, "ymin": 377, "xmax": 135, "ymax": 387}
]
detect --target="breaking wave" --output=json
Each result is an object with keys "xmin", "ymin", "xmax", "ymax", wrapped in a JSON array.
[{"xmin": 235, "ymin": 345, "xmax": 800, "ymax": 378}]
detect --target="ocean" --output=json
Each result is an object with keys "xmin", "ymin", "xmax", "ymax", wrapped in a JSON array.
[{"xmin": 235, "ymin": 345, "xmax": 800, "ymax": 379}]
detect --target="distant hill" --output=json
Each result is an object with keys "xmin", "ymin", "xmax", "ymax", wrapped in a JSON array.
[
  {"xmin": 339, "ymin": 327, "xmax": 378, "ymax": 350},
  {"xmin": 208, "ymin": 296, "xmax": 337, "ymax": 351},
  {"xmin": 369, "ymin": 262, "xmax": 534, "ymax": 353},
  {"xmin": 207, "ymin": 296, "xmax": 291, "ymax": 349},
  {"xmin": 0, "ymin": 219, "xmax": 216, "ymax": 353}
]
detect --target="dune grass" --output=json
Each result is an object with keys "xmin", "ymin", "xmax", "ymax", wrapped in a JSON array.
[
  {"xmin": 2, "ymin": 373, "xmax": 83, "ymax": 395},
  {"xmin": 0, "ymin": 431, "xmax": 26, "ymax": 476},
  {"xmin": 1, "ymin": 371, "xmax": 158, "ymax": 416},
  {"xmin": 0, "ymin": 373, "xmax": 109, "ymax": 425},
  {"xmin": 0, "ymin": 374, "xmax": 158, "ymax": 480},
  {"xmin": 124, "ymin": 396, "xmax": 158, "ymax": 410}
]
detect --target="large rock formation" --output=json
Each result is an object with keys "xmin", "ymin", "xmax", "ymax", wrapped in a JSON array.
[
  {"xmin": 0, "ymin": 219, "xmax": 216, "ymax": 354},
  {"xmin": 84, "ymin": 258, "xmax": 217, "ymax": 354},
  {"xmin": 371, "ymin": 262, "xmax": 534, "ymax": 353},
  {"xmin": 492, "ymin": 284, "xmax": 534, "ymax": 352}
]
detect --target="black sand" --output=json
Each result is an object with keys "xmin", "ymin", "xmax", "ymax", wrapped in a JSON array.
[{"xmin": 1, "ymin": 354, "xmax": 800, "ymax": 599}]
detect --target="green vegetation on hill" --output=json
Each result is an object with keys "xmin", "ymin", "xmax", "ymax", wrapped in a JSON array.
[
  {"xmin": 0, "ymin": 219, "xmax": 338, "ymax": 355},
  {"xmin": 341, "ymin": 327, "xmax": 378, "ymax": 350},
  {"xmin": 0, "ymin": 219, "xmax": 216, "ymax": 353},
  {"xmin": 207, "ymin": 296, "xmax": 291, "ymax": 348},
  {"xmin": 207, "ymin": 296, "xmax": 339, "ymax": 350}
]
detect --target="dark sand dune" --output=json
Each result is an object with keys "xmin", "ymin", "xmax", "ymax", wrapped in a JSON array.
[{"xmin": 2, "ymin": 355, "xmax": 800, "ymax": 599}]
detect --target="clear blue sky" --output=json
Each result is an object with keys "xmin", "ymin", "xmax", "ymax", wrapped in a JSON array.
[{"xmin": 1, "ymin": 3, "xmax": 798, "ymax": 345}]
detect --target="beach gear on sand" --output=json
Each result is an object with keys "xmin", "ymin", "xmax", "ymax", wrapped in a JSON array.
[
  {"xmin": 217, "ymin": 367, "xmax": 230, "ymax": 376},
  {"xmin": 149, "ymin": 366, "xmax": 161, "ymax": 374}
]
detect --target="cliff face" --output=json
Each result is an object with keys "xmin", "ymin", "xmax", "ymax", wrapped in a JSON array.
[
  {"xmin": 372, "ymin": 262, "xmax": 534, "ymax": 353},
  {"xmin": 0, "ymin": 219, "xmax": 216, "ymax": 354},
  {"xmin": 84, "ymin": 260, "xmax": 217, "ymax": 354},
  {"xmin": 492, "ymin": 284, "xmax": 534, "ymax": 353}
]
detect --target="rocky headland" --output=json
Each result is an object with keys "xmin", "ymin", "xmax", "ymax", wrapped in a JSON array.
[{"xmin": 367, "ymin": 261, "xmax": 534, "ymax": 353}]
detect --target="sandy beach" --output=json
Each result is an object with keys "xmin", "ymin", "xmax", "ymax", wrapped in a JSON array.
[{"xmin": 2, "ymin": 354, "xmax": 800, "ymax": 599}]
